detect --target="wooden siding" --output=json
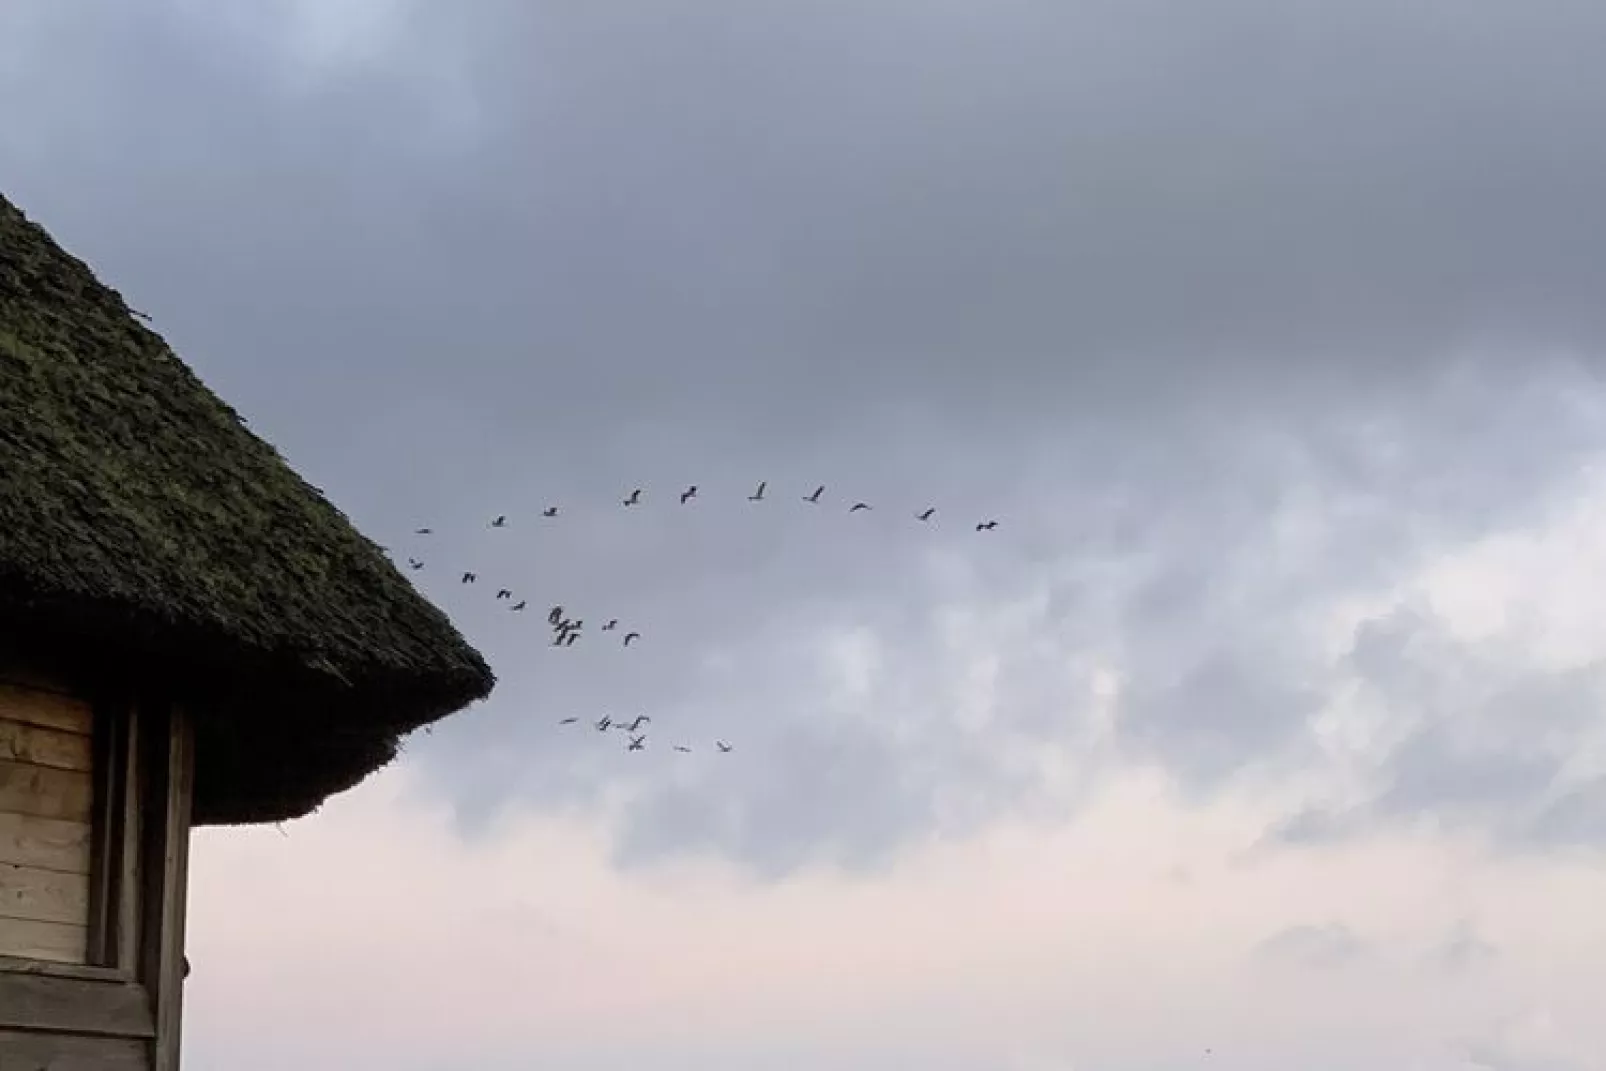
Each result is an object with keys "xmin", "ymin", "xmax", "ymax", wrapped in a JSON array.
[
  {"xmin": 0, "ymin": 669, "xmax": 196, "ymax": 1071},
  {"xmin": 0, "ymin": 679, "xmax": 93, "ymax": 965},
  {"xmin": 0, "ymin": 969, "xmax": 155, "ymax": 1036},
  {"xmin": 0, "ymin": 1029, "xmax": 146, "ymax": 1069}
]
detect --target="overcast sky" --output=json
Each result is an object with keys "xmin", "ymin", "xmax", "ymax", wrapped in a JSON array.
[{"xmin": 7, "ymin": 1, "xmax": 1606, "ymax": 1067}]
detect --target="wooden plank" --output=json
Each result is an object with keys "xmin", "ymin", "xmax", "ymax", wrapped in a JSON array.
[
  {"xmin": 0, "ymin": 720, "xmax": 92, "ymax": 772},
  {"xmin": 0, "ymin": 815, "xmax": 90, "ymax": 875},
  {"xmin": 86, "ymin": 702, "xmax": 116, "ymax": 967},
  {"xmin": 0, "ymin": 970, "xmax": 155, "ymax": 1037},
  {"xmin": 0, "ymin": 955, "xmax": 126, "ymax": 982},
  {"xmin": 112, "ymin": 707, "xmax": 142, "ymax": 972},
  {"xmin": 0, "ymin": 864, "xmax": 89, "ymax": 925},
  {"xmin": 141, "ymin": 703, "xmax": 192, "ymax": 1071},
  {"xmin": 0, "ymin": 761, "xmax": 93, "ymax": 823},
  {"xmin": 0, "ymin": 956, "xmax": 126, "ymax": 982},
  {"xmin": 0, "ymin": 684, "xmax": 91, "ymax": 735},
  {"xmin": 0, "ymin": 917, "xmax": 88, "ymax": 963},
  {"xmin": 0, "ymin": 1029, "xmax": 146, "ymax": 1070}
]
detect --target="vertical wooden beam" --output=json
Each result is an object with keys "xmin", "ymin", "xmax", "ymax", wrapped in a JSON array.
[
  {"xmin": 140, "ymin": 701, "xmax": 193, "ymax": 1071},
  {"xmin": 85, "ymin": 701, "xmax": 119, "ymax": 967},
  {"xmin": 82, "ymin": 696, "xmax": 144, "ymax": 973},
  {"xmin": 114, "ymin": 703, "xmax": 143, "ymax": 973}
]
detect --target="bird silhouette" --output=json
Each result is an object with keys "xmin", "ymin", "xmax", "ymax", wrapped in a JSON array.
[
  {"xmin": 550, "ymin": 634, "xmax": 566, "ymax": 647},
  {"xmin": 414, "ymin": 527, "xmax": 432, "ymax": 535},
  {"xmin": 565, "ymin": 632, "xmax": 579, "ymax": 647},
  {"xmin": 716, "ymin": 741, "xmax": 733, "ymax": 753},
  {"xmin": 624, "ymin": 715, "xmax": 651, "ymax": 732},
  {"xmin": 595, "ymin": 716, "xmax": 612, "ymax": 731},
  {"xmin": 602, "ymin": 619, "xmax": 619, "ymax": 631},
  {"xmin": 976, "ymin": 520, "xmax": 998, "ymax": 531},
  {"xmin": 748, "ymin": 481, "xmax": 767, "ymax": 501},
  {"xmin": 496, "ymin": 589, "xmax": 512, "ymax": 599},
  {"xmin": 627, "ymin": 735, "xmax": 646, "ymax": 752},
  {"xmin": 917, "ymin": 507, "xmax": 935, "ymax": 521},
  {"xmin": 680, "ymin": 485, "xmax": 697, "ymax": 504},
  {"xmin": 849, "ymin": 502, "xmax": 871, "ymax": 513},
  {"xmin": 461, "ymin": 572, "xmax": 477, "ymax": 583},
  {"xmin": 511, "ymin": 600, "xmax": 526, "ymax": 612},
  {"xmin": 558, "ymin": 717, "xmax": 579, "ymax": 725},
  {"xmin": 542, "ymin": 506, "xmax": 558, "ymax": 518},
  {"xmin": 623, "ymin": 632, "xmax": 640, "ymax": 647},
  {"xmin": 407, "ymin": 558, "xmax": 424, "ymax": 570},
  {"xmin": 548, "ymin": 605, "xmax": 564, "ymax": 625},
  {"xmin": 674, "ymin": 745, "xmax": 692, "ymax": 753},
  {"xmin": 804, "ymin": 485, "xmax": 824, "ymax": 503},
  {"xmin": 623, "ymin": 488, "xmax": 642, "ymax": 506},
  {"xmin": 491, "ymin": 515, "xmax": 507, "ymax": 527}
]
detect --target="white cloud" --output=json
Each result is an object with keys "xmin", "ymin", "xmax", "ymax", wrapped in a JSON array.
[{"xmin": 183, "ymin": 758, "xmax": 1606, "ymax": 1069}]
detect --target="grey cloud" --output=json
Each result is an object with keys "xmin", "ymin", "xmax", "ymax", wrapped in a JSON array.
[
  {"xmin": 11, "ymin": 1, "xmax": 1606, "ymax": 441},
  {"xmin": 1526, "ymin": 779, "xmax": 1606, "ymax": 849},
  {"xmin": 1462, "ymin": 1038, "xmax": 1586, "ymax": 1071},
  {"xmin": 1261, "ymin": 806, "xmax": 1363, "ymax": 849},
  {"xmin": 1266, "ymin": 605, "xmax": 1606, "ymax": 855},
  {"xmin": 1252, "ymin": 922, "xmax": 1370, "ymax": 970},
  {"xmin": 7, "ymin": 2, "xmax": 1606, "ymax": 875},
  {"xmin": 1427, "ymin": 919, "xmax": 1500, "ymax": 974},
  {"xmin": 1117, "ymin": 647, "xmax": 1327, "ymax": 790}
]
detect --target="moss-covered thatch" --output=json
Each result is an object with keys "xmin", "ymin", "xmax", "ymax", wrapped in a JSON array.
[{"xmin": 0, "ymin": 193, "xmax": 494, "ymax": 825}]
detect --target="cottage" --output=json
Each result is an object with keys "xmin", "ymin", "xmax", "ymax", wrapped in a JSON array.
[{"xmin": 0, "ymin": 194, "xmax": 495, "ymax": 1068}]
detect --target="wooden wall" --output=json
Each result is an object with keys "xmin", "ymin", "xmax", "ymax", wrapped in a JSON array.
[
  {"xmin": 0, "ymin": 677, "xmax": 95, "ymax": 964},
  {"xmin": 0, "ymin": 660, "xmax": 194, "ymax": 1071}
]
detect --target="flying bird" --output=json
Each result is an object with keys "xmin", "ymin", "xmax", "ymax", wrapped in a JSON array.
[
  {"xmin": 627, "ymin": 735, "xmax": 646, "ymax": 752},
  {"xmin": 748, "ymin": 481, "xmax": 767, "ymax": 501},
  {"xmin": 491, "ymin": 515, "xmax": 507, "ymax": 527},
  {"xmin": 601, "ymin": 619, "xmax": 619, "ymax": 631},
  {"xmin": 623, "ymin": 632, "xmax": 640, "ymax": 647},
  {"xmin": 674, "ymin": 745, "xmax": 692, "ymax": 753},
  {"xmin": 595, "ymin": 716, "xmax": 613, "ymax": 732},
  {"xmin": 624, "ymin": 715, "xmax": 651, "ymax": 732},
  {"xmin": 414, "ymin": 527, "xmax": 432, "ymax": 535},
  {"xmin": 849, "ymin": 502, "xmax": 871, "ymax": 513},
  {"xmin": 716, "ymin": 741, "xmax": 733, "ymax": 753},
  {"xmin": 680, "ymin": 485, "xmax": 697, "ymax": 504},
  {"xmin": 623, "ymin": 488, "xmax": 642, "ymax": 506},
  {"xmin": 542, "ymin": 506, "xmax": 558, "ymax": 518},
  {"xmin": 548, "ymin": 605, "xmax": 564, "ymax": 625},
  {"xmin": 496, "ymin": 589, "xmax": 512, "ymax": 600},
  {"xmin": 511, "ymin": 600, "xmax": 526, "ymax": 612},
  {"xmin": 461, "ymin": 572, "xmax": 477, "ymax": 584},
  {"xmin": 917, "ymin": 507, "xmax": 935, "ymax": 521},
  {"xmin": 804, "ymin": 485, "xmax": 824, "ymax": 503},
  {"xmin": 976, "ymin": 520, "xmax": 999, "ymax": 531},
  {"xmin": 558, "ymin": 717, "xmax": 579, "ymax": 725},
  {"xmin": 565, "ymin": 632, "xmax": 579, "ymax": 647},
  {"xmin": 407, "ymin": 558, "xmax": 424, "ymax": 570}
]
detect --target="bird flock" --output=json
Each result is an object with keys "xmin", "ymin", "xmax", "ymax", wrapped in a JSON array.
[{"xmin": 394, "ymin": 481, "xmax": 1001, "ymax": 757}]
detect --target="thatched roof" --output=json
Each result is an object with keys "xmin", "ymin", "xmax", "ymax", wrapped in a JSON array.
[{"xmin": 0, "ymin": 194, "xmax": 495, "ymax": 825}]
